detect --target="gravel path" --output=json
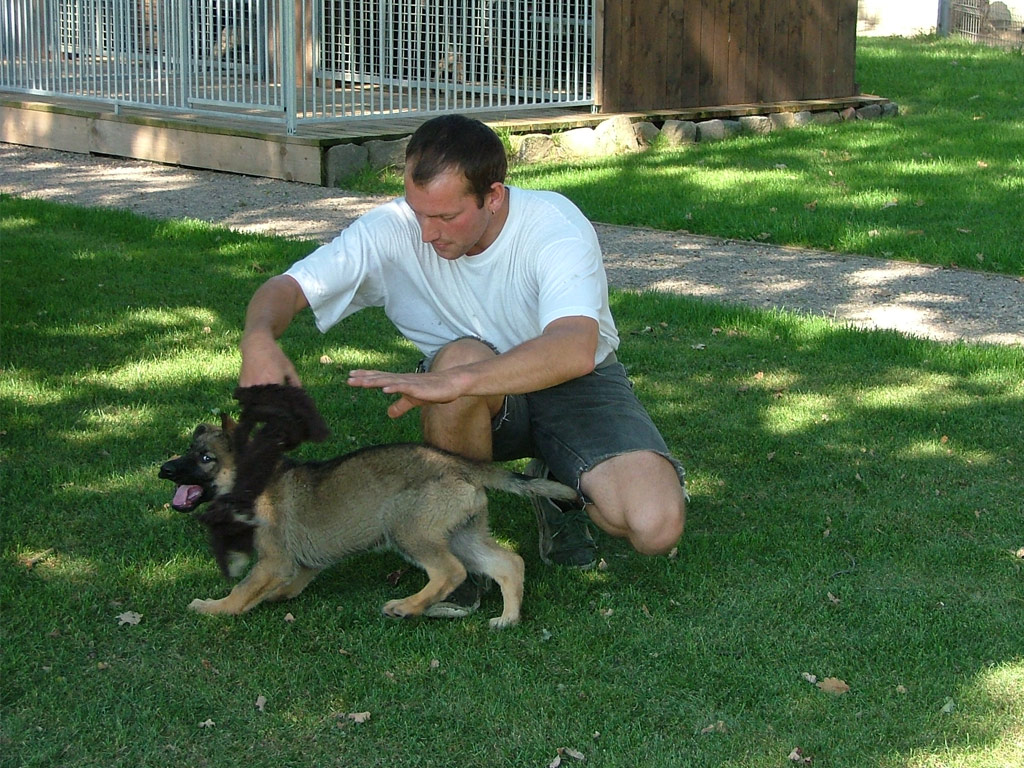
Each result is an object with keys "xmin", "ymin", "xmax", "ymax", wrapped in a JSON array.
[{"xmin": 3, "ymin": 143, "xmax": 1022, "ymax": 347}]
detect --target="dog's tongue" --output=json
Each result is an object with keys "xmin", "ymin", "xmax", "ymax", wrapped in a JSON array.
[{"xmin": 172, "ymin": 484, "xmax": 203, "ymax": 510}]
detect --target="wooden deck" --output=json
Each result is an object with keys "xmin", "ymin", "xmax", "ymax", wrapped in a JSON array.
[{"xmin": 1, "ymin": 93, "xmax": 890, "ymax": 186}]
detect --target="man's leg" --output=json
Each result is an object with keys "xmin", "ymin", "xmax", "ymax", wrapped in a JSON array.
[
  {"xmin": 579, "ymin": 451, "xmax": 686, "ymax": 556},
  {"xmin": 524, "ymin": 359, "xmax": 687, "ymax": 560},
  {"xmin": 419, "ymin": 338, "xmax": 504, "ymax": 460},
  {"xmin": 418, "ymin": 338, "xmax": 505, "ymax": 619}
]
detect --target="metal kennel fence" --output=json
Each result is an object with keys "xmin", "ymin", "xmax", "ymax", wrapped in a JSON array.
[
  {"xmin": 947, "ymin": 0, "xmax": 1024, "ymax": 50},
  {"xmin": 0, "ymin": 0, "xmax": 595, "ymax": 132}
]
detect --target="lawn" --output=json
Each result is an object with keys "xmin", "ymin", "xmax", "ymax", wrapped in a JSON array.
[{"xmin": 2, "ymin": 185, "xmax": 1022, "ymax": 768}]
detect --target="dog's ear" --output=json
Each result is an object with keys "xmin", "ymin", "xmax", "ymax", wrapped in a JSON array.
[{"xmin": 220, "ymin": 412, "xmax": 238, "ymax": 434}]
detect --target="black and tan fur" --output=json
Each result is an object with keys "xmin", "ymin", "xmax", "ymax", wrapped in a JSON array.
[{"xmin": 159, "ymin": 415, "xmax": 578, "ymax": 628}]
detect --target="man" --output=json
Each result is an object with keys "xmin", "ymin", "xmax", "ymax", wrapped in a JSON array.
[{"xmin": 239, "ymin": 114, "xmax": 686, "ymax": 617}]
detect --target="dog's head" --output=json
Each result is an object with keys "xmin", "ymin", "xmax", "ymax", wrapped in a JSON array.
[{"xmin": 159, "ymin": 414, "xmax": 237, "ymax": 512}]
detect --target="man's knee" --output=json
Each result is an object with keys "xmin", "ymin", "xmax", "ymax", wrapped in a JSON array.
[
  {"xmin": 629, "ymin": 495, "xmax": 685, "ymax": 555},
  {"xmin": 428, "ymin": 337, "xmax": 497, "ymax": 371},
  {"xmin": 582, "ymin": 452, "xmax": 686, "ymax": 556}
]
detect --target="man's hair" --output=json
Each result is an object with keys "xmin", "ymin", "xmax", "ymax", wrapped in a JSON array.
[{"xmin": 405, "ymin": 114, "xmax": 508, "ymax": 206}]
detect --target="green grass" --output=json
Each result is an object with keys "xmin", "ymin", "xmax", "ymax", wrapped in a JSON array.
[
  {"xmin": 3, "ymin": 190, "xmax": 1023, "ymax": 767},
  {"xmin": 347, "ymin": 37, "xmax": 1024, "ymax": 276}
]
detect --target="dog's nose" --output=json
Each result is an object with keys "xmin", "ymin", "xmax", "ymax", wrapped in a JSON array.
[{"xmin": 158, "ymin": 458, "xmax": 180, "ymax": 479}]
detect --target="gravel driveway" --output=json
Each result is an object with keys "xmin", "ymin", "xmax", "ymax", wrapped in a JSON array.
[{"xmin": 3, "ymin": 143, "xmax": 1021, "ymax": 347}]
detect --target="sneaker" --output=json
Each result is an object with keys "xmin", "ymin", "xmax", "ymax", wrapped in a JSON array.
[
  {"xmin": 423, "ymin": 576, "xmax": 483, "ymax": 619},
  {"xmin": 526, "ymin": 459, "xmax": 597, "ymax": 570}
]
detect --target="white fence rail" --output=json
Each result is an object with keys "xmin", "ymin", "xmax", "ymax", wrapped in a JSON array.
[{"xmin": 0, "ymin": 0, "xmax": 594, "ymax": 132}]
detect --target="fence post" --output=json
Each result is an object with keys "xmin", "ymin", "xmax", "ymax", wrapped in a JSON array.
[
  {"xmin": 283, "ymin": 0, "xmax": 297, "ymax": 134},
  {"xmin": 937, "ymin": 0, "xmax": 952, "ymax": 36}
]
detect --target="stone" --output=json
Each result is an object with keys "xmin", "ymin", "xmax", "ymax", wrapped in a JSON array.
[
  {"xmin": 856, "ymin": 104, "xmax": 883, "ymax": 120},
  {"xmin": 660, "ymin": 120, "xmax": 697, "ymax": 146},
  {"xmin": 769, "ymin": 112, "xmax": 799, "ymax": 130},
  {"xmin": 557, "ymin": 126, "xmax": 601, "ymax": 157},
  {"xmin": 326, "ymin": 142, "xmax": 369, "ymax": 186},
  {"xmin": 594, "ymin": 116, "xmax": 640, "ymax": 154},
  {"xmin": 721, "ymin": 119, "xmax": 743, "ymax": 137},
  {"xmin": 840, "ymin": 106, "xmax": 858, "ymax": 121},
  {"xmin": 792, "ymin": 110, "xmax": 814, "ymax": 126},
  {"xmin": 812, "ymin": 110, "xmax": 841, "ymax": 125},
  {"xmin": 515, "ymin": 133, "xmax": 562, "ymax": 164},
  {"xmin": 696, "ymin": 119, "xmax": 727, "ymax": 141},
  {"xmin": 739, "ymin": 115, "xmax": 773, "ymax": 135},
  {"xmin": 365, "ymin": 137, "xmax": 410, "ymax": 173},
  {"xmin": 881, "ymin": 101, "xmax": 899, "ymax": 118},
  {"xmin": 633, "ymin": 121, "xmax": 660, "ymax": 148}
]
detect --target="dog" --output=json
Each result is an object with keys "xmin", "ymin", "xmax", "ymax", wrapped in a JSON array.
[{"xmin": 159, "ymin": 415, "xmax": 579, "ymax": 628}]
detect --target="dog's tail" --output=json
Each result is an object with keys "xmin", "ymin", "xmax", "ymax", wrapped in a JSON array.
[{"xmin": 484, "ymin": 470, "xmax": 579, "ymax": 503}]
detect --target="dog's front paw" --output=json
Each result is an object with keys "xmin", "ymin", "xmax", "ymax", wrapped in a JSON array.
[
  {"xmin": 382, "ymin": 599, "xmax": 418, "ymax": 619},
  {"xmin": 488, "ymin": 615, "xmax": 520, "ymax": 630},
  {"xmin": 189, "ymin": 597, "xmax": 219, "ymax": 614}
]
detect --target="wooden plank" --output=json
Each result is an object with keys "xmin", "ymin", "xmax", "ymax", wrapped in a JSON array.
[
  {"xmin": 711, "ymin": 0, "xmax": 731, "ymax": 106},
  {"xmin": 602, "ymin": 0, "xmax": 628, "ymax": 111},
  {"xmin": 629, "ymin": 0, "xmax": 656, "ymax": 108},
  {"xmin": 802, "ymin": 0, "xmax": 825, "ymax": 99},
  {"xmin": 836, "ymin": 0, "xmax": 859, "ymax": 96},
  {"xmin": 663, "ymin": 0, "xmax": 688, "ymax": 106},
  {"xmin": 783, "ymin": 0, "xmax": 804, "ymax": 101},
  {"xmin": 680, "ymin": 0, "xmax": 703, "ymax": 107},
  {"xmin": 819, "ymin": 0, "xmax": 840, "ymax": 98},
  {"xmin": 744, "ymin": 0, "xmax": 765, "ymax": 102},
  {"xmin": 726, "ymin": 0, "xmax": 747, "ymax": 105},
  {"xmin": 697, "ymin": 0, "xmax": 715, "ymax": 105},
  {"xmin": 650, "ymin": 0, "xmax": 670, "ymax": 106}
]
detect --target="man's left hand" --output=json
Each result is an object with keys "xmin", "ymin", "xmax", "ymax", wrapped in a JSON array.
[{"xmin": 347, "ymin": 369, "xmax": 461, "ymax": 419}]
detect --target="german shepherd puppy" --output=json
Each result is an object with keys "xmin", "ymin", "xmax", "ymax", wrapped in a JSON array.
[{"xmin": 159, "ymin": 416, "xmax": 578, "ymax": 628}]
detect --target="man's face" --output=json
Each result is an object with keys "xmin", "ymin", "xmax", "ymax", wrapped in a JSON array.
[{"xmin": 403, "ymin": 166, "xmax": 504, "ymax": 260}]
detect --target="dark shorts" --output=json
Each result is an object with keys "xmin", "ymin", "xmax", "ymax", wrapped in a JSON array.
[{"xmin": 420, "ymin": 345, "xmax": 686, "ymax": 500}]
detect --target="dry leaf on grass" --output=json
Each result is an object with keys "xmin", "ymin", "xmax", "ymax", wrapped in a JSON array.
[
  {"xmin": 347, "ymin": 712, "xmax": 371, "ymax": 724},
  {"xmin": 18, "ymin": 549, "xmax": 53, "ymax": 570},
  {"xmin": 788, "ymin": 746, "xmax": 812, "ymax": 764},
  {"xmin": 700, "ymin": 720, "xmax": 728, "ymax": 734},
  {"xmin": 116, "ymin": 611, "xmax": 142, "ymax": 626},
  {"xmin": 198, "ymin": 719, "xmax": 215, "ymax": 729},
  {"xmin": 549, "ymin": 746, "xmax": 587, "ymax": 766},
  {"xmin": 255, "ymin": 695, "xmax": 267, "ymax": 712},
  {"xmin": 817, "ymin": 677, "xmax": 850, "ymax": 695}
]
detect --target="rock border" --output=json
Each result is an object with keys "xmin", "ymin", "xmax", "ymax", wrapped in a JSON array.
[{"xmin": 326, "ymin": 102, "xmax": 900, "ymax": 186}]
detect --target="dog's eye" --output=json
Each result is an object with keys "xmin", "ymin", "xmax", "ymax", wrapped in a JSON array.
[{"xmin": 200, "ymin": 453, "xmax": 216, "ymax": 464}]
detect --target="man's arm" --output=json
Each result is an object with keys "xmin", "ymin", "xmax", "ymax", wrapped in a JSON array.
[
  {"xmin": 238, "ymin": 274, "xmax": 311, "ymax": 387},
  {"xmin": 346, "ymin": 315, "xmax": 599, "ymax": 419}
]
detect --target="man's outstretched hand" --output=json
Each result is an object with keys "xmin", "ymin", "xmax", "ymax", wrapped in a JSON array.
[{"xmin": 346, "ymin": 369, "xmax": 463, "ymax": 419}]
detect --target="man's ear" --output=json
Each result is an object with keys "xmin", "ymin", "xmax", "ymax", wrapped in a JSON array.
[
  {"xmin": 485, "ymin": 181, "xmax": 506, "ymax": 214},
  {"xmin": 220, "ymin": 412, "xmax": 238, "ymax": 433}
]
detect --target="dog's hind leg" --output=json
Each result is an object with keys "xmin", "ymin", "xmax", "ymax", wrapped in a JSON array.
[
  {"xmin": 382, "ymin": 548, "xmax": 467, "ymax": 620},
  {"xmin": 450, "ymin": 522, "xmax": 524, "ymax": 629}
]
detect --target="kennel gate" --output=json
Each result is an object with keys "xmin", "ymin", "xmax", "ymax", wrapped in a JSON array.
[{"xmin": 0, "ymin": 0, "xmax": 595, "ymax": 132}]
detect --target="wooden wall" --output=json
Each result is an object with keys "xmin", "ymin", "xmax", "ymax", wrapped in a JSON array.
[{"xmin": 597, "ymin": 0, "xmax": 860, "ymax": 113}]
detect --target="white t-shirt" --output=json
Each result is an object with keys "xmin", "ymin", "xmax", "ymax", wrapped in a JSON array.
[{"xmin": 286, "ymin": 186, "xmax": 619, "ymax": 364}]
